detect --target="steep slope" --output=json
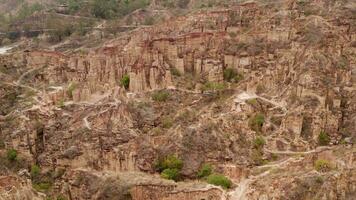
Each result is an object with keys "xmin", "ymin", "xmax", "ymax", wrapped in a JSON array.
[{"xmin": 0, "ymin": 0, "xmax": 355, "ymax": 199}]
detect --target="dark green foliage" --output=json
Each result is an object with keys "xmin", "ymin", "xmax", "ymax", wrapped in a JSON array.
[
  {"xmin": 223, "ymin": 68, "xmax": 243, "ymax": 83},
  {"xmin": 91, "ymin": 0, "xmax": 118, "ymax": 19},
  {"xmin": 155, "ymin": 155, "xmax": 183, "ymax": 172},
  {"xmin": 31, "ymin": 165, "xmax": 41, "ymax": 178},
  {"xmin": 249, "ymin": 114, "xmax": 265, "ymax": 133},
  {"xmin": 197, "ymin": 164, "xmax": 213, "ymax": 178},
  {"xmin": 318, "ymin": 131, "xmax": 330, "ymax": 146},
  {"xmin": 91, "ymin": 0, "xmax": 149, "ymax": 19},
  {"xmin": 152, "ymin": 90, "xmax": 170, "ymax": 102},
  {"xmin": 206, "ymin": 174, "xmax": 232, "ymax": 189},
  {"xmin": 120, "ymin": 74, "xmax": 130, "ymax": 90},
  {"xmin": 6, "ymin": 149, "xmax": 17, "ymax": 161},
  {"xmin": 170, "ymin": 67, "xmax": 181, "ymax": 76},
  {"xmin": 253, "ymin": 136, "xmax": 266, "ymax": 149},
  {"xmin": 161, "ymin": 168, "xmax": 180, "ymax": 181},
  {"xmin": 155, "ymin": 155, "xmax": 183, "ymax": 182},
  {"xmin": 67, "ymin": 0, "xmax": 82, "ymax": 13}
]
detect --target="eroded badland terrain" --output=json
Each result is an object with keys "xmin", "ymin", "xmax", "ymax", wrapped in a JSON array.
[{"xmin": 0, "ymin": 0, "xmax": 355, "ymax": 199}]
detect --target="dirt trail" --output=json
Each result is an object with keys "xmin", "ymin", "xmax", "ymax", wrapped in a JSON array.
[{"xmin": 227, "ymin": 146, "xmax": 334, "ymax": 199}]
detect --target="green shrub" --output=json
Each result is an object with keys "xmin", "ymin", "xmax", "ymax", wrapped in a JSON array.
[
  {"xmin": 152, "ymin": 91, "xmax": 170, "ymax": 102},
  {"xmin": 161, "ymin": 168, "xmax": 180, "ymax": 181},
  {"xmin": 91, "ymin": 0, "xmax": 117, "ymax": 19},
  {"xmin": 6, "ymin": 149, "xmax": 17, "ymax": 161},
  {"xmin": 206, "ymin": 174, "xmax": 232, "ymax": 189},
  {"xmin": 31, "ymin": 165, "xmax": 41, "ymax": 178},
  {"xmin": 120, "ymin": 74, "xmax": 130, "ymax": 90},
  {"xmin": 314, "ymin": 159, "xmax": 332, "ymax": 172},
  {"xmin": 253, "ymin": 136, "xmax": 266, "ymax": 149},
  {"xmin": 57, "ymin": 99, "xmax": 65, "ymax": 108},
  {"xmin": 66, "ymin": 83, "xmax": 77, "ymax": 99},
  {"xmin": 162, "ymin": 117, "xmax": 173, "ymax": 129},
  {"xmin": 202, "ymin": 82, "xmax": 226, "ymax": 92},
  {"xmin": 170, "ymin": 67, "xmax": 181, "ymax": 76},
  {"xmin": 155, "ymin": 155, "xmax": 183, "ymax": 172},
  {"xmin": 33, "ymin": 182, "xmax": 52, "ymax": 192},
  {"xmin": 223, "ymin": 68, "xmax": 243, "ymax": 83},
  {"xmin": 197, "ymin": 164, "xmax": 213, "ymax": 178},
  {"xmin": 249, "ymin": 114, "xmax": 265, "ymax": 133},
  {"xmin": 318, "ymin": 131, "xmax": 330, "ymax": 146}
]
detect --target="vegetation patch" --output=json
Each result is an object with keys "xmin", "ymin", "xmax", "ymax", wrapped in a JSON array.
[
  {"xmin": 161, "ymin": 117, "xmax": 173, "ymax": 129},
  {"xmin": 318, "ymin": 131, "xmax": 330, "ymax": 146},
  {"xmin": 314, "ymin": 159, "xmax": 332, "ymax": 172},
  {"xmin": 155, "ymin": 155, "xmax": 183, "ymax": 182},
  {"xmin": 120, "ymin": 74, "xmax": 130, "ymax": 90},
  {"xmin": 202, "ymin": 82, "xmax": 226, "ymax": 92},
  {"xmin": 33, "ymin": 182, "xmax": 52, "ymax": 192},
  {"xmin": 6, "ymin": 149, "xmax": 18, "ymax": 161},
  {"xmin": 249, "ymin": 114, "xmax": 265, "ymax": 133},
  {"xmin": 206, "ymin": 174, "xmax": 232, "ymax": 189},
  {"xmin": 253, "ymin": 136, "xmax": 266, "ymax": 149},
  {"xmin": 170, "ymin": 67, "xmax": 181, "ymax": 77},
  {"xmin": 152, "ymin": 90, "xmax": 170, "ymax": 102},
  {"xmin": 197, "ymin": 163, "xmax": 213, "ymax": 178},
  {"xmin": 161, "ymin": 168, "xmax": 180, "ymax": 181},
  {"xmin": 223, "ymin": 68, "xmax": 243, "ymax": 83},
  {"xmin": 66, "ymin": 83, "xmax": 77, "ymax": 99}
]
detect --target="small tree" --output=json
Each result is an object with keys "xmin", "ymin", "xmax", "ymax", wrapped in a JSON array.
[
  {"xmin": 197, "ymin": 164, "xmax": 213, "ymax": 178},
  {"xmin": 223, "ymin": 68, "xmax": 243, "ymax": 83},
  {"xmin": 249, "ymin": 114, "xmax": 265, "ymax": 133},
  {"xmin": 161, "ymin": 168, "xmax": 180, "ymax": 181},
  {"xmin": 318, "ymin": 131, "xmax": 330, "ymax": 146},
  {"xmin": 31, "ymin": 165, "xmax": 41, "ymax": 178},
  {"xmin": 253, "ymin": 136, "xmax": 266, "ymax": 149},
  {"xmin": 7, "ymin": 149, "xmax": 18, "ymax": 161},
  {"xmin": 152, "ymin": 91, "xmax": 170, "ymax": 102},
  {"xmin": 120, "ymin": 75, "xmax": 130, "ymax": 90}
]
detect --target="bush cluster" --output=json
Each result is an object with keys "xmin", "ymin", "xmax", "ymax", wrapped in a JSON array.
[
  {"xmin": 318, "ymin": 131, "xmax": 330, "ymax": 146},
  {"xmin": 197, "ymin": 164, "xmax": 213, "ymax": 178},
  {"xmin": 223, "ymin": 68, "xmax": 243, "ymax": 83},
  {"xmin": 253, "ymin": 136, "xmax": 266, "ymax": 149},
  {"xmin": 6, "ymin": 149, "xmax": 18, "ymax": 161},
  {"xmin": 152, "ymin": 90, "xmax": 170, "ymax": 102},
  {"xmin": 155, "ymin": 155, "xmax": 183, "ymax": 181},
  {"xmin": 206, "ymin": 174, "xmax": 232, "ymax": 189},
  {"xmin": 249, "ymin": 114, "xmax": 265, "ymax": 133},
  {"xmin": 314, "ymin": 159, "xmax": 332, "ymax": 172}
]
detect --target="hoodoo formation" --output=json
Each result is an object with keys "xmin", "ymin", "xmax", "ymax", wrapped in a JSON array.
[{"xmin": 0, "ymin": 0, "xmax": 355, "ymax": 199}]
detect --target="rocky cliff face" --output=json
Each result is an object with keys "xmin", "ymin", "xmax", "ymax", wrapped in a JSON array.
[{"xmin": 0, "ymin": 0, "xmax": 355, "ymax": 199}]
